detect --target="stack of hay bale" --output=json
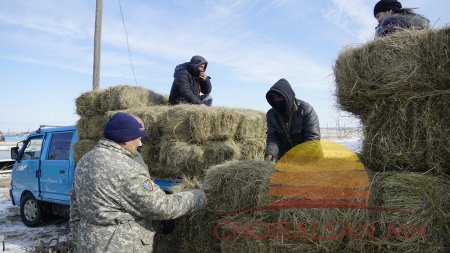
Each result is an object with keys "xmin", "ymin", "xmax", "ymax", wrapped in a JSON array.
[
  {"xmin": 334, "ymin": 27, "xmax": 450, "ymax": 251},
  {"xmin": 74, "ymin": 85, "xmax": 266, "ymax": 178},
  {"xmin": 74, "ymin": 85, "xmax": 268, "ymax": 253}
]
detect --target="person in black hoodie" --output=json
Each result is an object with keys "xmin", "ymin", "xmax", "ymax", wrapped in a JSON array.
[
  {"xmin": 264, "ymin": 78, "xmax": 321, "ymax": 161},
  {"xmin": 373, "ymin": 0, "xmax": 429, "ymax": 38},
  {"xmin": 169, "ymin": 55, "xmax": 212, "ymax": 105}
]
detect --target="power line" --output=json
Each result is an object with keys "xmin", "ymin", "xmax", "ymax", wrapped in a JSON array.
[{"xmin": 117, "ymin": 0, "xmax": 138, "ymax": 87}]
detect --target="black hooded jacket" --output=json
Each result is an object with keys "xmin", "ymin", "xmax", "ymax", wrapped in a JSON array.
[
  {"xmin": 169, "ymin": 55, "xmax": 212, "ymax": 104},
  {"xmin": 265, "ymin": 78, "xmax": 321, "ymax": 159}
]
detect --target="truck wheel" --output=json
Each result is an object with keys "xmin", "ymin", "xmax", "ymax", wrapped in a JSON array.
[{"xmin": 20, "ymin": 193, "xmax": 45, "ymax": 227}]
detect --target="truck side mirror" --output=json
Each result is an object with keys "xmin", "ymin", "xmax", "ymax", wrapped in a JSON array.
[{"xmin": 11, "ymin": 146, "xmax": 19, "ymax": 160}]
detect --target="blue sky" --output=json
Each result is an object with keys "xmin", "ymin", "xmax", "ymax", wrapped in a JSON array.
[{"xmin": 0, "ymin": 0, "xmax": 449, "ymax": 133}]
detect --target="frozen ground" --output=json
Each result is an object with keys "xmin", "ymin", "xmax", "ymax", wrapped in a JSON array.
[
  {"xmin": 0, "ymin": 129, "xmax": 362, "ymax": 252},
  {"xmin": 0, "ymin": 174, "xmax": 70, "ymax": 252}
]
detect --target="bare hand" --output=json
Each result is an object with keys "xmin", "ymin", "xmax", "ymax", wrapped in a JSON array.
[{"xmin": 199, "ymin": 72, "xmax": 207, "ymax": 81}]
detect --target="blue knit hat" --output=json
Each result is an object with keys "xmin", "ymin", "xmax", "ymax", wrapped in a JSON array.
[{"xmin": 104, "ymin": 112, "xmax": 145, "ymax": 143}]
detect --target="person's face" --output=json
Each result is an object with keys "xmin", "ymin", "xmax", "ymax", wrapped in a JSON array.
[
  {"xmin": 197, "ymin": 64, "xmax": 205, "ymax": 73},
  {"xmin": 272, "ymin": 94, "xmax": 285, "ymax": 103},
  {"xmin": 376, "ymin": 10, "xmax": 393, "ymax": 23},
  {"xmin": 123, "ymin": 137, "xmax": 142, "ymax": 155}
]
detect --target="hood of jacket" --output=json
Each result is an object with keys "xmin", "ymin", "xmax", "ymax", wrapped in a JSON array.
[
  {"xmin": 266, "ymin": 78, "xmax": 296, "ymax": 114},
  {"xmin": 173, "ymin": 55, "xmax": 208, "ymax": 77}
]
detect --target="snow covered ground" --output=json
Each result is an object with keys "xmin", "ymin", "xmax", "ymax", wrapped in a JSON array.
[
  {"xmin": 0, "ymin": 174, "xmax": 70, "ymax": 252},
  {"xmin": 0, "ymin": 130, "xmax": 362, "ymax": 252}
]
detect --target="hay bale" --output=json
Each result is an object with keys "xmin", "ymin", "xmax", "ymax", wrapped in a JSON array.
[
  {"xmin": 76, "ymin": 86, "xmax": 168, "ymax": 117},
  {"xmin": 155, "ymin": 177, "xmax": 220, "ymax": 253},
  {"xmin": 334, "ymin": 28, "xmax": 450, "ymax": 117},
  {"xmin": 206, "ymin": 160, "xmax": 275, "ymax": 212},
  {"xmin": 158, "ymin": 139, "xmax": 205, "ymax": 177},
  {"xmin": 157, "ymin": 139, "xmax": 242, "ymax": 178},
  {"xmin": 370, "ymin": 172, "xmax": 450, "ymax": 252},
  {"xmin": 239, "ymin": 139, "xmax": 266, "ymax": 160},
  {"xmin": 98, "ymin": 85, "xmax": 151, "ymax": 113},
  {"xmin": 233, "ymin": 109, "xmax": 267, "ymax": 140},
  {"xmin": 75, "ymin": 90, "xmax": 102, "ymax": 117},
  {"xmin": 76, "ymin": 115, "xmax": 108, "ymax": 140},
  {"xmin": 160, "ymin": 104, "xmax": 241, "ymax": 143},
  {"xmin": 361, "ymin": 97, "xmax": 450, "ymax": 174},
  {"xmin": 203, "ymin": 140, "xmax": 241, "ymax": 166},
  {"xmin": 73, "ymin": 139, "xmax": 97, "ymax": 162},
  {"xmin": 148, "ymin": 90, "xmax": 169, "ymax": 106}
]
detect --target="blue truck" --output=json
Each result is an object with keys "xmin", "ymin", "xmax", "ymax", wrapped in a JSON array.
[{"xmin": 9, "ymin": 125, "xmax": 177, "ymax": 227}]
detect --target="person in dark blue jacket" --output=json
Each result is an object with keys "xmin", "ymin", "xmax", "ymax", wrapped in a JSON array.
[
  {"xmin": 169, "ymin": 55, "xmax": 212, "ymax": 105},
  {"xmin": 264, "ymin": 78, "xmax": 321, "ymax": 161},
  {"xmin": 373, "ymin": 0, "xmax": 429, "ymax": 38}
]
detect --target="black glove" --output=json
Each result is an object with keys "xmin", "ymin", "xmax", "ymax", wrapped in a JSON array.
[{"xmin": 161, "ymin": 220, "xmax": 176, "ymax": 235}]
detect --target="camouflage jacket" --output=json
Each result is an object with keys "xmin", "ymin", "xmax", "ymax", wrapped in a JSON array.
[{"xmin": 69, "ymin": 138, "xmax": 206, "ymax": 252}]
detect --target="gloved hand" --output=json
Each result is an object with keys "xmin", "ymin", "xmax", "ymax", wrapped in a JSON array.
[{"xmin": 161, "ymin": 220, "xmax": 176, "ymax": 235}]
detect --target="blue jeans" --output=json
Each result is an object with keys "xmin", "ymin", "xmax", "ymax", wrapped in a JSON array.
[{"xmin": 200, "ymin": 94, "xmax": 213, "ymax": 106}]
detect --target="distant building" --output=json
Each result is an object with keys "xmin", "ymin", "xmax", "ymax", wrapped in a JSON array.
[{"xmin": 0, "ymin": 131, "xmax": 4, "ymax": 141}]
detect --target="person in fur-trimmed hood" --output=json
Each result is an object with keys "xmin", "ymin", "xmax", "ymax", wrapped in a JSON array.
[
  {"xmin": 264, "ymin": 78, "xmax": 321, "ymax": 161},
  {"xmin": 374, "ymin": 0, "xmax": 429, "ymax": 38},
  {"xmin": 169, "ymin": 55, "xmax": 213, "ymax": 105}
]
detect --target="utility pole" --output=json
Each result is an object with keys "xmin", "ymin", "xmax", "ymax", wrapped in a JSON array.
[{"xmin": 92, "ymin": 0, "xmax": 103, "ymax": 90}]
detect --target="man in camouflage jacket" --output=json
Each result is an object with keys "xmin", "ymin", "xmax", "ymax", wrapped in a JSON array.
[{"xmin": 70, "ymin": 112, "xmax": 206, "ymax": 252}]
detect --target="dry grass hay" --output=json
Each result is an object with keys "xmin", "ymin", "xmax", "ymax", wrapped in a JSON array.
[
  {"xmin": 206, "ymin": 160, "xmax": 275, "ymax": 213},
  {"xmin": 155, "ymin": 160, "xmax": 449, "ymax": 252},
  {"xmin": 233, "ymin": 109, "xmax": 267, "ymax": 140},
  {"xmin": 368, "ymin": 172, "xmax": 450, "ymax": 252},
  {"xmin": 361, "ymin": 97, "xmax": 450, "ymax": 174},
  {"xmin": 148, "ymin": 90, "xmax": 169, "ymax": 106},
  {"xmin": 160, "ymin": 104, "xmax": 241, "ymax": 143},
  {"xmin": 99, "ymin": 85, "xmax": 153, "ymax": 113},
  {"xmin": 76, "ymin": 86, "xmax": 167, "ymax": 117},
  {"xmin": 203, "ymin": 140, "xmax": 241, "ymax": 166},
  {"xmin": 157, "ymin": 139, "xmax": 243, "ymax": 178},
  {"xmin": 239, "ymin": 139, "xmax": 266, "ymax": 160},
  {"xmin": 75, "ymin": 90, "xmax": 102, "ymax": 117},
  {"xmin": 154, "ymin": 177, "xmax": 220, "ymax": 253},
  {"xmin": 334, "ymin": 28, "xmax": 450, "ymax": 117},
  {"xmin": 73, "ymin": 139, "xmax": 97, "ymax": 162},
  {"xmin": 76, "ymin": 115, "xmax": 108, "ymax": 140},
  {"xmin": 158, "ymin": 139, "xmax": 205, "ymax": 177}
]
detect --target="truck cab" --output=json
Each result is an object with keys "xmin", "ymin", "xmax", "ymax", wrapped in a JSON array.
[{"xmin": 10, "ymin": 126, "xmax": 77, "ymax": 227}]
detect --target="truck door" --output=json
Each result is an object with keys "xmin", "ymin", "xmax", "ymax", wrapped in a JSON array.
[
  {"xmin": 12, "ymin": 135, "xmax": 44, "ymax": 197},
  {"xmin": 39, "ymin": 131, "xmax": 73, "ymax": 203}
]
